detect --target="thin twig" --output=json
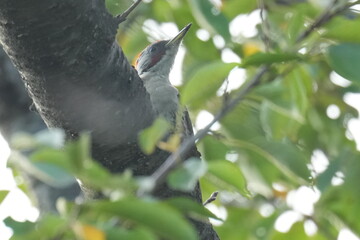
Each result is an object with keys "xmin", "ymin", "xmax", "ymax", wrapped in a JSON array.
[
  {"xmin": 140, "ymin": 0, "xmax": 360, "ymax": 196},
  {"xmin": 116, "ymin": 0, "xmax": 142, "ymax": 24},
  {"xmin": 296, "ymin": 0, "xmax": 360, "ymax": 43},
  {"xmin": 203, "ymin": 192, "xmax": 219, "ymax": 206},
  {"xmin": 259, "ymin": 0, "xmax": 271, "ymax": 51},
  {"xmin": 146, "ymin": 66, "xmax": 269, "ymax": 194}
]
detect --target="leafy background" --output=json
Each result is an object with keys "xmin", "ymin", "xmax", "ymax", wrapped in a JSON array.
[{"xmin": 1, "ymin": 0, "xmax": 360, "ymax": 239}]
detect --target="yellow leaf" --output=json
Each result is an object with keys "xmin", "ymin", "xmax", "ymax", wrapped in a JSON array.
[
  {"xmin": 138, "ymin": 117, "xmax": 171, "ymax": 154},
  {"xmin": 158, "ymin": 134, "xmax": 181, "ymax": 153},
  {"xmin": 243, "ymin": 43, "xmax": 261, "ymax": 57},
  {"xmin": 75, "ymin": 223, "xmax": 106, "ymax": 240}
]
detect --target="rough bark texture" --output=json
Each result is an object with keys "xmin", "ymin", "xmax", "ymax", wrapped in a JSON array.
[
  {"xmin": 0, "ymin": 46, "xmax": 81, "ymax": 213},
  {"xmin": 0, "ymin": 0, "xmax": 218, "ymax": 238},
  {"xmin": 0, "ymin": 47, "xmax": 43, "ymax": 139}
]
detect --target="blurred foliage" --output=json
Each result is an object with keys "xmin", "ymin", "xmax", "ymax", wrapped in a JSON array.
[{"xmin": 3, "ymin": 0, "xmax": 360, "ymax": 239}]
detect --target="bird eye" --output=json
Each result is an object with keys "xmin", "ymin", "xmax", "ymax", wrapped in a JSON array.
[{"xmin": 150, "ymin": 46, "xmax": 157, "ymax": 53}]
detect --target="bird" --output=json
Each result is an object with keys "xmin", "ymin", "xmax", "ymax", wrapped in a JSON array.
[
  {"xmin": 133, "ymin": 24, "xmax": 220, "ymax": 240},
  {"xmin": 135, "ymin": 23, "xmax": 192, "ymax": 128}
]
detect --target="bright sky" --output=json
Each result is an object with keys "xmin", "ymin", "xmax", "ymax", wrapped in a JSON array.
[{"xmin": 1, "ymin": 7, "xmax": 360, "ymax": 240}]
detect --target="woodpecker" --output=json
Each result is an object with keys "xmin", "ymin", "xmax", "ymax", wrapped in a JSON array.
[{"xmin": 135, "ymin": 23, "xmax": 192, "ymax": 125}]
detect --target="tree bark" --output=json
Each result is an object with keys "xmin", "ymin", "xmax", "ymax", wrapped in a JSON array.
[
  {"xmin": 0, "ymin": 46, "xmax": 81, "ymax": 213},
  {"xmin": 0, "ymin": 0, "xmax": 218, "ymax": 238}
]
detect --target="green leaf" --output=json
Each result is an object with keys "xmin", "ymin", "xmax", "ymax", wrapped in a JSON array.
[
  {"xmin": 215, "ymin": 206, "xmax": 275, "ymax": 240},
  {"xmin": 327, "ymin": 43, "xmax": 360, "ymax": 82},
  {"xmin": 12, "ymin": 149, "xmax": 76, "ymax": 188},
  {"xmin": 260, "ymin": 100, "xmax": 303, "ymax": 140},
  {"xmin": 31, "ymin": 136, "xmax": 135, "ymax": 192},
  {"xmin": 201, "ymin": 135, "xmax": 230, "ymax": 161},
  {"xmin": 0, "ymin": 190, "xmax": 9, "ymax": 203},
  {"xmin": 32, "ymin": 162, "xmax": 77, "ymax": 188},
  {"xmin": 166, "ymin": 197, "xmax": 221, "ymax": 220},
  {"xmin": 207, "ymin": 160, "xmax": 251, "ymax": 198},
  {"xmin": 221, "ymin": 100, "xmax": 264, "ymax": 140},
  {"xmin": 318, "ymin": 151, "xmax": 360, "ymax": 234},
  {"xmin": 4, "ymin": 217, "xmax": 35, "ymax": 235},
  {"xmin": 188, "ymin": 0, "xmax": 231, "ymax": 41},
  {"xmin": 184, "ymin": 37, "xmax": 219, "ymax": 63},
  {"xmin": 287, "ymin": 10, "xmax": 306, "ymax": 43},
  {"xmin": 285, "ymin": 67, "xmax": 311, "ymax": 115},
  {"xmin": 240, "ymin": 52, "xmax": 302, "ymax": 67},
  {"xmin": 271, "ymin": 222, "xmax": 327, "ymax": 240},
  {"xmin": 77, "ymin": 160, "xmax": 135, "ymax": 193},
  {"xmin": 324, "ymin": 17, "xmax": 360, "ymax": 43},
  {"xmin": 75, "ymin": 159, "xmax": 112, "ymax": 189},
  {"xmin": 222, "ymin": 0, "xmax": 257, "ymax": 18},
  {"xmin": 30, "ymin": 148, "xmax": 80, "ymax": 187},
  {"xmin": 6, "ymin": 215, "xmax": 68, "ymax": 240},
  {"xmin": 152, "ymin": 0, "xmax": 172, "ymax": 22},
  {"xmin": 105, "ymin": 0, "xmax": 128, "ymax": 15},
  {"xmin": 34, "ymin": 215, "xmax": 68, "ymax": 239},
  {"xmin": 31, "ymin": 149, "xmax": 73, "ymax": 171},
  {"xmin": 168, "ymin": 158, "xmax": 207, "ymax": 191},
  {"xmin": 138, "ymin": 117, "xmax": 170, "ymax": 154},
  {"xmin": 106, "ymin": 227, "xmax": 157, "ymax": 240},
  {"xmin": 316, "ymin": 150, "xmax": 348, "ymax": 192},
  {"xmin": 254, "ymin": 139, "xmax": 310, "ymax": 180},
  {"xmin": 90, "ymin": 199, "xmax": 197, "ymax": 240},
  {"xmin": 181, "ymin": 61, "xmax": 237, "ymax": 107},
  {"xmin": 240, "ymin": 138, "xmax": 310, "ymax": 182},
  {"xmin": 67, "ymin": 132, "xmax": 92, "ymax": 169}
]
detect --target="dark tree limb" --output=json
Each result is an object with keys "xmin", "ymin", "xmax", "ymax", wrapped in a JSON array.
[
  {"xmin": 0, "ymin": 46, "xmax": 81, "ymax": 213},
  {"xmin": 149, "ymin": 66, "xmax": 269, "ymax": 191},
  {"xmin": 0, "ymin": 0, "xmax": 154, "ymax": 173},
  {"xmin": 116, "ymin": 0, "xmax": 143, "ymax": 25},
  {"xmin": 203, "ymin": 192, "xmax": 219, "ymax": 206},
  {"xmin": 0, "ymin": 47, "xmax": 43, "ymax": 138},
  {"xmin": 296, "ymin": 0, "xmax": 360, "ymax": 43},
  {"xmin": 0, "ymin": 0, "xmax": 218, "ymax": 238}
]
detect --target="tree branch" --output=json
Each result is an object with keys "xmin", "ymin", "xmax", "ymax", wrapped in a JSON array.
[
  {"xmin": 147, "ymin": 0, "xmax": 359, "ymax": 191},
  {"xmin": 147, "ymin": 0, "xmax": 360, "ymax": 189},
  {"xmin": 147, "ymin": 66, "xmax": 269, "ymax": 193},
  {"xmin": 0, "ymin": 1, "xmax": 219, "ymax": 238},
  {"xmin": 259, "ymin": 0, "xmax": 271, "ymax": 51},
  {"xmin": 296, "ymin": 0, "xmax": 360, "ymax": 43},
  {"xmin": 0, "ymin": 46, "xmax": 81, "ymax": 214},
  {"xmin": 116, "ymin": 0, "xmax": 143, "ymax": 25},
  {"xmin": 203, "ymin": 192, "xmax": 219, "ymax": 206},
  {"xmin": 0, "ymin": 0, "xmax": 155, "ymax": 174}
]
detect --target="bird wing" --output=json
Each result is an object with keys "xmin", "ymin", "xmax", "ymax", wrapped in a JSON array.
[{"xmin": 180, "ymin": 105, "xmax": 201, "ymax": 159}]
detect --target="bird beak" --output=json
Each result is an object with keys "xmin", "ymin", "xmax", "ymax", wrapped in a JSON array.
[{"xmin": 166, "ymin": 23, "xmax": 192, "ymax": 47}]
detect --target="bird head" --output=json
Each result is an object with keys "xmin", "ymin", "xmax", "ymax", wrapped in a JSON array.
[{"xmin": 135, "ymin": 23, "xmax": 192, "ymax": 77}]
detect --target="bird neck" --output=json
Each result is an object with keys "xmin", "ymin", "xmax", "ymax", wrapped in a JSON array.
[
  {"xmin": 139, "ymin": 71, "xmax": 179, "ymax": 124},
  {"xmin": 140, "ymin": 71, "xmax": 171, "ymax": 86}
]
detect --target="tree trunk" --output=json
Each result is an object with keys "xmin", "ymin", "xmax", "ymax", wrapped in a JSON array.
[
  {"xmin": 0, "ymin": 0, "xmax": 218, "ymax": 238},
  {"xmin": 0, "ymin": 46, "xmax": 81, "ymax": 213}
]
